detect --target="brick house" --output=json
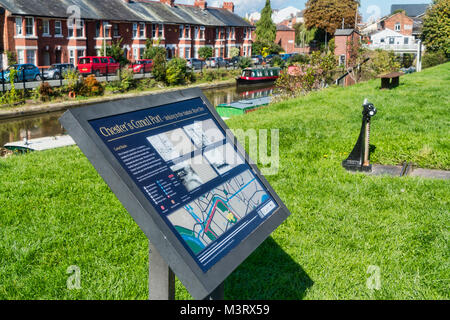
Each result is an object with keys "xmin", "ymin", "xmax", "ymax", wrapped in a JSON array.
[
  {"xmin": 378, "ymin": 11, "xmax": 415, "ymax": 37},
  {"xmin": 0, "ymin": 0, "xmax": 254, "ymax": 69},
  {"xmin": 275, "ymin": 25, "xmax": 310, "ymax": 54},
  {"xmin": 334, "ymin": 29, "xmax": 361, "ymax": 86}
]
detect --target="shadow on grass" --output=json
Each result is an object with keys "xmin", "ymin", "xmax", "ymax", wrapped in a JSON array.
[{"xmin": 225, "ymin": 237, "xmax": 313, "ymax": 300}]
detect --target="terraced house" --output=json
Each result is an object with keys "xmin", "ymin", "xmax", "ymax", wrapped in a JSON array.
[{"xmin": 0, "ymin": 0, "xmax": 254, "ymax": 69}]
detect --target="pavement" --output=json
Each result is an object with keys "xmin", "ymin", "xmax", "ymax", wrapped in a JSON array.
[{"xmin": 369, "ymin": 164, "xmax": 450, "ymax": 180}]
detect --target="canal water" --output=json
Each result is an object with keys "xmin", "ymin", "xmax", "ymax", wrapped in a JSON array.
[{"xmin": 0, "ymin": 83, "xmax": 275, "ymax": 148}]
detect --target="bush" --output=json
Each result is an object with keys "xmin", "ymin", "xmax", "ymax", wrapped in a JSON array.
[
  {"xmin": 38, "ymin": 82, "xmax": 53, "ymax": 102},
  {"xmin": 271, "ymin": 56, "xmax": 285, "ymax": 68},
  {"xmin": 422, "ymin": 51, "xmax": 448, "ymax": 69},
  {"xmin": 80, "ymin": 75, "xmax": 104, "ymax": 97},
  {"xmin": 166, "ymin": 58, "xmax": 188, "ymax": 86},
  {"xmin": 199, "ymin": 46, "xmax": 213, "ymax": 60},
  {"xmin": 288, "ymin": 54, "xmax": 309, "ymax": 65},
  {"xmin": 120, "ymin": 68, "xmax": 136, "ymax": 91},
  {"xmin": 238, "ymin": 57, "xmax": 252, "ymax": 69},
  {"xmin": 153, "ymin": 51, "xmax": 167, "ymax": 82}
]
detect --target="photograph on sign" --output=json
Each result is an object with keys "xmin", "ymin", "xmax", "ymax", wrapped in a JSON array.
[{"xmin": 88, "ymin": 97, "xmax": 279, "ymax": 272}]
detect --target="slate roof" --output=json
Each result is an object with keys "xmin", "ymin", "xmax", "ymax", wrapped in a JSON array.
[
  {"xmin": 390, "ymin": 4, "xmax": 430, "ymax": 17},
  {"xmin": 276, "ymin": 25, "xmax": 294, "ymax": 32},
  {"xmin": 0, "ymin": 0, "xmax": 252, "ymax": 27},
  {"xmin": 334, "ymin": 29, "xmax": 359, "ymax": 36}
]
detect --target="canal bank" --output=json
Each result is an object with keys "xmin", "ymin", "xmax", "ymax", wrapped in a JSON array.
[{"xmin": 0, "ymin": 82, "xmax": 275, "ymax": 147}]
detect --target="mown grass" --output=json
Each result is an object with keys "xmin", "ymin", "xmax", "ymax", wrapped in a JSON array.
[{"xmin": 0, "ymin": 63, "xmax": 449, "ymax": 300}]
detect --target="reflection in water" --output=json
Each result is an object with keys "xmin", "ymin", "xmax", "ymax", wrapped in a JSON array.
[{"xmin": 0, "ymin": 83, "xmax": 275, "ymax": 147}]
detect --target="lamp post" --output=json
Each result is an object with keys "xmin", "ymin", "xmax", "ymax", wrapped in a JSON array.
[{"xmin": 103, "ymin": 23, "xmax": 112, "ymax": 56}]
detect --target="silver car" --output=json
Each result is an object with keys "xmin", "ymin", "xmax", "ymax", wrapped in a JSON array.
[{"xmin": 43, "ymin": 63, "xmax": 75, "ymax": 80}]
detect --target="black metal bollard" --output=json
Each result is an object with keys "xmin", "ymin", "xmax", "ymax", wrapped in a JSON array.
[
  {"xmin": 22, "ymin": 68, "xmax": 26, "ymax": 90},
  {"xmin": 342, "ymin": 99, "xmax": 378, "ymax": 172},
  {"xmin": 41, "ymin": 68, "xmax": 44, "ymax": 83},
  {"xmin": 59, "ymin": 65, "xmax": 63, "ymax": 87}
]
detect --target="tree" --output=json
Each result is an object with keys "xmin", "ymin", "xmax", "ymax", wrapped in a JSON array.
[
  {"xmin": 294, "ymin": 23, "xmax": 317, "ymax": 47},
  {"xmin": 153, "ymin": 51, "xmax": 167, "ymax": 82},
  {"xmin": 421, "ymin": 0, "xmax": 450, "ymax": 57},
  {"xmin": 101, "ymin": 39, "xmax": 128, "ymax": 66},
  {"xmin": 304, "ymin": 0, "xmax": 360, "ymax": 35},
  {"xmin": 255, "ymin": 0, "xmax": 277, "ymax": 44},
  {"xmin": 143, "ymin": 39, "xmax": 166, "ymax": 60},
  {"xmin": 230, "ymin": 47, "xmax": 240, "ymax": 58},
  {"xmin": 166, "ymin": 58, "xmax": 188, "ymax": 85},
  {"xmin": 198, "ymin": 46, "xmax": 213, "ymax": 60}
]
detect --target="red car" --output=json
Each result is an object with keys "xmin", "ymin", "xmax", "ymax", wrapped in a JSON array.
[
  {"xmin": 77, "ymin": 56, "xmax": 120, "ymax": 76},
  {"xmin": 129, "ymin": 59, "xmax": 153, "ymax": 74}
]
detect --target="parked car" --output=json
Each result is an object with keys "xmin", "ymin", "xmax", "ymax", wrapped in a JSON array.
[
  {"xmin": 251, "ymin": 55, "xmax": 264, "ymax": 65},
  {"xmin": 129, "ymin": 59, "xmax": 153, "ymax": 74},
  {"xmin": 264, "ymin": 54, "xmax": 280, "ymax": 64},
  {"xmin": 0, "ymin": 64, "xmax": 41, "ymax": 82},
  {"xmin": 186, "ymin": 58, "xmax": 206, "ymax": 70},
  {"xmin": 43, "ymin": 63, "xmax": 75, "ymax": 80},
  {"xmin": 206, "ymin": 57, "xmax": 227, "ymax": 68},
  {"xmin": 225, "ymin": 56, "xmax": 240, "ymax": 67},
  {"xmin": 77, "ymin": 56, "xmax": 120, "ymax": 76}
]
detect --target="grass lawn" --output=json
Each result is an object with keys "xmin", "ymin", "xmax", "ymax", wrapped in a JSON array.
[{"xmin": 0, "ymin": 63, "xmax": 449, "ymax": 300}]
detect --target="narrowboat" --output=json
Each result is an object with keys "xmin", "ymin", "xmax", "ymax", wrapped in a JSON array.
[
  {"xmin": 216, "ymin": 96, "xmax": 271, "ymax": 118},
  {"xmin": 236, "ymin": 67, "xmax": 281, "ymax": 85}
]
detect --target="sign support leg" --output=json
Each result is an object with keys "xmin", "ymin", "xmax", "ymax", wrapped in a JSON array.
[
  {"xmin": 149, "ymin": 241, "xmax": 175, "ymax": 300},
  {"xmin": 203, "ymin": 282, "xmax": 225, "ymax": 300}
]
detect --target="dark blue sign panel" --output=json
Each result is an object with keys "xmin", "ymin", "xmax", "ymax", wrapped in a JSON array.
[{"xmin": 89, "ymin": 98, "xmax": 278, "ymax": 271}]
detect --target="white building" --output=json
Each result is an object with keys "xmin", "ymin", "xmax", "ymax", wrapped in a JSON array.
[{"xmin": 367, "ymin": 28, "xmax": 418, "ymax": 53}]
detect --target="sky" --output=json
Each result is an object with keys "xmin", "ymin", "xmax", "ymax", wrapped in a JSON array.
[{"xmin": 177, "ymin": 0, "xmax": 432, "ymax": 22}]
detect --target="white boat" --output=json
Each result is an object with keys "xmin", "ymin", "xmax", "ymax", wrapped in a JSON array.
[{"xmin": 4, "ymin": 135, "xmax": 75, "ymax": 152}]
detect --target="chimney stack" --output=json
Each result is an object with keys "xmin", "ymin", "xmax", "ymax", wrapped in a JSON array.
[
  {"xmin": 194, "ymin": 0, "xmax": 207, "ymax": 10},
  {"xmin": 160, "ymin": 0, "xmax": 175, "ymax": 7},
  {"xmin": 222, "ymin": 1, "xmax": 234, "ymax": 13}
]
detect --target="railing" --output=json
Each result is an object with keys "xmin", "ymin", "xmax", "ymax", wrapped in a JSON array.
[{"xmin": 363, "ymin": 43, "xmax": 419, "ymax": 51}]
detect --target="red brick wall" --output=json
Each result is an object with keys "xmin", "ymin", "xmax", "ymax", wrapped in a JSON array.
[
  {"xmin": 276, "ymin": 30, "xmax": 295, "ymax": 53},
  {"xmin": 381, "ymin": 12, "xmax": 414, "ymax": 36}
]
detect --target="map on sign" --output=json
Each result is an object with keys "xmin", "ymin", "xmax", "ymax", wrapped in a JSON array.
[
  {"xmin": 87, "ymin": 97, "xmax": 279, "ymax": 272},
  {"xmin": 168, "ymin": 170, "xmax": 272, "ymax": 256}
]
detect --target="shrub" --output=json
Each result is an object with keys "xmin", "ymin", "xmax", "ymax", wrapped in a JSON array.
[
  {"xmin": 271, "ymin": 56, "xmax": 285, "ymax": 68},
  {"xmin": 153, "ymin": 51, "xmax": 167, "ymax": 82},
  {"xmin": 238, "ymin": 57, "xmax": 252, "ymax": 69},
  {"xmin": 120, "ymin": 68, "xmax": 136, "ymax": 91},
  {"xmin": 199, "ymin": 46, "xmax": 213, "ymax": 60},
  {"xmin": 38, "ymin": 82, "xmax": 53, "ymax": 102},
  {"xmin": 422, "ymin": 50, "xmax": 448, "ymax": 69},
  {"xmin": 80, "ymin": 75, "xmax": 104, "ymax": 97},
  {"xmin": 166, "ymin": 58, "xmax": 187, "ymax": 85}
]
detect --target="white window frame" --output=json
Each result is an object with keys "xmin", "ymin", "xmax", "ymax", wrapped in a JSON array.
[
  {"xmin": 139, "ymin": 23, "xmax": 146, "ymax": 38},
  {"xmin": 69, "ymin": 49, "xmax": 75, "ymax": 65},
  {"xmin": 158, "ymin": 24, "xmax": 164, "ymax": 39},
  {"xmin": 194, "ymin": 26, "xmax": 199, "ymax": 40},
  {"xmin": 25, "ymin": 17, "xmax": 34, "ymax": 36},
  {"xmin": 133, "ymin": 23, "xmax": 138, "ymax": 38},
  {"xmin": 17, "ymin": 49, "xmax": 25, "ymax": 64},
  {"xmin": 152, "ymin": 24, "xmax": 157, "ymax": 38},
  {"xmin": 179, "ymin": 25, "xmax": 184, "ymax": 39},
  {"xmin": 55, "ymin": 21, "xmax": 62, "ymax": 37},
  {"xmin": 26, "ymin": 49, "xmax": 36, "ymax": 65},
  {"xmin": 185, "ymin": 25, "xmax": 191, "ymax": 40},
  {"xmin": 15, "ymin": 17, "xmax": 23, "ymax": 36},
  {"xmin": 395, "ymin": 23, "xmax": 401, "ymax": 31},
  {"xmin": 42, "ymin": 19, "xmax": 50, "ymax": 36},
  {"xmin": 200, "ymin": 26, "xmax": 205, "ymax": 40}
]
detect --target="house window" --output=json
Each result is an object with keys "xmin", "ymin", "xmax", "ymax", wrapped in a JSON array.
[
  {"xmin": 185, "ymin": 47, "xmax": 190, "ymax": 59},
  {"xmin": 339, "ymin": 54, "xmax": 346, "ymax": 66},
  {"xmin": 200, "ymin": 26, "xmax": 205, "ymax": 40},
  {"xmin": 404, "ymin": 37, "xmax": 409, "ymax": 45},
  {"xmin": 113, "ymin": 24, "xmax": 119, "ymax": 37},
  {"xmin": 103, "ymin": 21, "xmax": 111, "ymax": 38},
  {"xmin": 42, "ymin": 20, "xmax": 50, "ymax": 35},
  {"xmin": 77, "ymin": 49, "xmax": 85, "ymax": 60},
  {"xmin": 389, "ymin": 37, "xmax": 395, "ymax": 44},
  {"xmin": 380, "ymin": 38, "xmax": 385, "ymax": 43},
  {"xmin": 96, "ymin": 22, "xmax": 101, "ymax": 37},
  {"xmin": 55, "ymin": 21, "xmax": 62, "ymax": 36},
  {"xmin": 216, "ymin": 28, "xmax": 219, "ymax": 39},
  {"xmin": 15, "ymin": 17, "xmax": 22, "ymax": 35},
  {"xmin": 26, "ymin": 50, "xmax": 35, "ymax": 65},
  {"xmin": 17, "ymin": 50, "xmax": 24, "ymax": 64},
  {"xmin": 69, "ymin": 50, "xmax": 75, "ymax": 65},
  {"xmin": 158, "ymin": 24, "xmax": 164, "ymax": 38},
  {"xmin": 226, "ymin": 28, "xmax": 230, "ymax": 39},
  {"xmin": 179, "ymin": 25, "xmax": 184, "ymax": 39},
  {"xmin": 152, "ymin": 24, "xmax": 157, "ymax": 38},
  {"xmin": 25, "ymin": 17, "xmax": 34, "ymax": 36},
  {"xmin": 194, "ymin": 26, "xmax": 199, "ymax": 39},
  {"xmin": 395, "ymin": 23, "xmax": 401, "ymax": 31},
  {"xmin": 133, "ymin": 23, "xmax": 138, "ymax": 38},
  {"xmin": 76, "ymin": 20, "xmax": 84, "ymax": 38},
  {"xmin": 232, "ymin": 27, "xmax": 235, "ymax": 39},
  {"xmin": 185, "ymin": 25, "xmax": 190, "ymax": 39},
  {"xmin": 139, "ymin": 23, "xmax": 145, "ymax": 38},
  {"xmin": 133, "ymin": 48, "xmax": 139, "ymax": 60},
  {"xmin": 243, "ymin": 28, "xmax": 247, "ymax": 39}
]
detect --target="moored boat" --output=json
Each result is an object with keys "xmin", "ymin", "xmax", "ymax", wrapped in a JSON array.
[
  {"xmin": 236, "ymin": 67, "xmax": 281, "ymax": 85},
  {"xmin": 216, "ymin": 96, "xmax": 271, "ymax": 118}
]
